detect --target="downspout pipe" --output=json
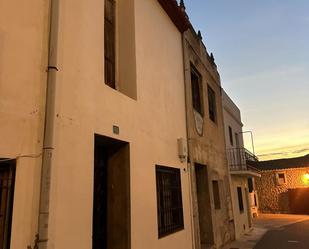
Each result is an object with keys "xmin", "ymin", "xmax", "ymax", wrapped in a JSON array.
[
  {"xmin": 181, "ymin": 32, "xmax": 196, "ymax": 249},
  {"xmin": 38, "ymin": 0, "xmax": 60, "ymax": 248}
]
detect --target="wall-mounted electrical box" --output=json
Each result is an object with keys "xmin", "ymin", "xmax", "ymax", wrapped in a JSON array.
[{"xmin": 177, "ymin": 138, "xmax": 187, "ymax": 163}]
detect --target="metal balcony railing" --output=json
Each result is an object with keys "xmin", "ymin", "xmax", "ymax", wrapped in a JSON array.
[{"xmin": 227, "ymin": 148, "xmax": 259, "ymax": 172}]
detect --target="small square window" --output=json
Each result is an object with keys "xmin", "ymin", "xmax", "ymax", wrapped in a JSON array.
[
  {"xmin": 276, "ymin": 172, "xmax": 286, "ymax": 185},
  {"xmin": 156, "ymin": 165, "xmax": 184, "ymax": 238}
]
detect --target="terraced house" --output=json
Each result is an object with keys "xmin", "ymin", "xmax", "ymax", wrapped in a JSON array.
[
  {"xmin": 222, "ymin": 90, "xmax": 261, "ymax": 239},
  {"xmin": 253, "ymin": 154, "xmax": 309, "ymax": 215},
  {"xmin": 182, "ymin": 26, "xmax": 235, "ymax": 248},
  {"xmin": 0, "ymin": 0, "xmax": 240, "ymax": 249}
]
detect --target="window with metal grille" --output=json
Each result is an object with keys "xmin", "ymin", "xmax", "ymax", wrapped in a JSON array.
[
  {"xmin": 156, "ymin": 165, "xmax": 184, "ymax": 238},
  {"xmin": 191, "ymin": 66, "xmax": 203, "ymax": 116},
  {"xmin": 104, "ymin": 0, "xmax": 116, "ymax": 88},
  {"xmin": 0, "ymin": 160, "xmax": 16, "ymax": 249},
  {"xmin": 237, "ymin": 187, "xmax": 244, "ymax": 213},
  {"xmin": 207, "ymin": 85, "xmax": 216, "ymax": 122},
  {"xmin": 212, "ymin": 180, "xmax": 221, "ymax": 209}
]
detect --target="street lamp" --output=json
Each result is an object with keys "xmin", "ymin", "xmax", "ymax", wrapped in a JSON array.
[
  {"xmin": 303, "ymin": 172, "xmax": 309, "ymax": 185},
  {"xmin": 238, "ymin": 130, "xmax": 255, "ymax": 156}
]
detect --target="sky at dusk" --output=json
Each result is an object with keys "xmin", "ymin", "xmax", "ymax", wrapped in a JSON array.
[{"xmin": 184, "ymin": 0, "xmax": 309, "ymax": 160}]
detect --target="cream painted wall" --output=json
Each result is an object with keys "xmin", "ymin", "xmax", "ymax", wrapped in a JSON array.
[
  {"xmin": 0, "ymin": 0, "xmax": 49, "ymax": 247},
  {"xmin": 44, "ymin": 0, "xmax": 192, "ymax": 249},
  {"xmin": 230, "ymin": 176, "xmax": 251, "ymax": 239},
  {"xmin": 222, "ymin": 90, "xmax": 253, "ymax": 239},
  {"xmin": 222, "ymin": 90, "xmax": 244, "ymax": 151}
]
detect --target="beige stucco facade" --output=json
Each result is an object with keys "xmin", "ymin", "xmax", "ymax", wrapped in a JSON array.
[
  {"xmin": 183, "ymin": 29, "xmax": 235, "ymax": 249},
  {"xmin": 229, "ymin": 176, "xmax": 252, "ymax": 238},
  {"xmin": 1, "ymin": 0, "xmax": 255, "ymax": 248},
  {"xmin": 0, "ymin": 0, "xmax": 49, "ymax": 247},
  {"xmin": 0, "ymin": 0, "xmax": 195, "ymax": 248},
  {"xmin": 45, "ymin": 0, "xmax": 193, "ymax": 249}
]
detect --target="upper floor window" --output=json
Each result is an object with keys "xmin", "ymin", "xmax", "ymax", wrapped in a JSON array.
[
  {"xmin": 104, "ymin": 0, "xmax": 116, "ymax": 88},
  {"xmin": 191, "ymin": 66, "xmax": 203, "ymax": 116},
  {"xmin": 103, "ymin": 0, "xmax": 137, "ymax": 99},
  {"xmin": 228, "ymin": 126, "xmax": 233, "ymax": 146},
  {"xmin": 235, "ymin": 132, "xmax": 240, "ymax": 147},
  {"xmin": 248, "ymin": 178, "xmax": 254, "ymax": 193},
  {"xmin": 207, "ymin": 85, "xmax": 216, "ymax": 122}
]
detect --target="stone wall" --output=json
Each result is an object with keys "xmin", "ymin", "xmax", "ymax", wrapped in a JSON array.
[
  {"xmin": 256, "ymin": 167, "xmax": 309, "ymax": 213},
  {"xmin": 183, "ymin": 28, "xmax": 234, "ymax": 249}
]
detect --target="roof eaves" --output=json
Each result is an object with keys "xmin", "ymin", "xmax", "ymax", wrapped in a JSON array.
[{"xmin": 157, "ymin": 0, "xmax": 190, "ymax": 33}]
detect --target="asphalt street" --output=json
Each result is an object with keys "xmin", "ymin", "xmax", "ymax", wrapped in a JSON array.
[{"xmin": 254, "ymin": 220, "xmax": 309, "ymax": 249}]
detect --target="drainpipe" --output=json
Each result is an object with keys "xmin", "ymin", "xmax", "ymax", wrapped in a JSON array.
[
  {"xmin": 37, "ymin": 0, "xmax": 60, "ymax": 248},
  {"xmin": 181, "ymin": 33, "xmax": 196, "ymax": 249}
]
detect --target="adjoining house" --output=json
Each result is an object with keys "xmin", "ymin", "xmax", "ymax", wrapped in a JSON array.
[
  {"xmin": 183, "ymin": 26, "xmax": 235, "ymax": 248},
  {"xmin": 221, "ymin": 90, "xmax": 261, "ymax": 239},
  {"xmin": 0, "ymin": 0, "xmax": 49, "ymax": 247},
  {"xmin": 253, "ymin": 154, "xmax": 309, "ymax": 215}
]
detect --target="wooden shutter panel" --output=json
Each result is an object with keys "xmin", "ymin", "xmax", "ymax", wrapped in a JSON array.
[{"xmin": 104, "ymin": 0, "xmax": 116, "ymax": 88}]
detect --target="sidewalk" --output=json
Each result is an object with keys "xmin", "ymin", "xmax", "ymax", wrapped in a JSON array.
[{"xmin": 222, "ymin": 214, "xmax": 309, "ymax": 249}]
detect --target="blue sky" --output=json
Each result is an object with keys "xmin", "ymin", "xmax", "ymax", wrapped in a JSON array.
[{"xmin": 184, "ymin": 0, "xmax": 309, "ymax": 160}]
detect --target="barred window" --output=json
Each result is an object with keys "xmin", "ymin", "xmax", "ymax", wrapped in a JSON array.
[{"xmin": 156, "ymin": 165, "xmax": 184, "ymax": 238}]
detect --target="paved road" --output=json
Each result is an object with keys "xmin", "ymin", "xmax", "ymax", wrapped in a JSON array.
[{"xmin": 254, "ymin": 219, "xmax": 309, "ymax": 249}]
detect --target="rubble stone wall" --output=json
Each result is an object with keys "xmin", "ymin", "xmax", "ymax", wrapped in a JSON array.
[{"xmin": 256, "ymin": 167, "xmax": 309, "ymax": 213}]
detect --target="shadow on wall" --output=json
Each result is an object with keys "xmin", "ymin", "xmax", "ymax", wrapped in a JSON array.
[
  {"xmin": 288, "ymin": 188, "xmax": 309, "ymax": 215},
  {"xmin": 278, "ymin": 191, "xmax": 290, "ymax": 213}
]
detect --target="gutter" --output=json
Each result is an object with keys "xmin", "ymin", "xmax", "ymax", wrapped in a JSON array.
[{"xmin": 37, "ymin": 0, "xmax": 60, "ymax": 248}]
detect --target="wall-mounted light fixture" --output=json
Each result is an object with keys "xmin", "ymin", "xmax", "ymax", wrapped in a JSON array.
[{"xmin": 302, "ymin": 172, "xmax": 309, "ymax": 185}]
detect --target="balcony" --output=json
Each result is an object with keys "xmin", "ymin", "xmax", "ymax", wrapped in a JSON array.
[{"xmin": 227, "ymin": 148, "xmax": 261, "ymax": 177}]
